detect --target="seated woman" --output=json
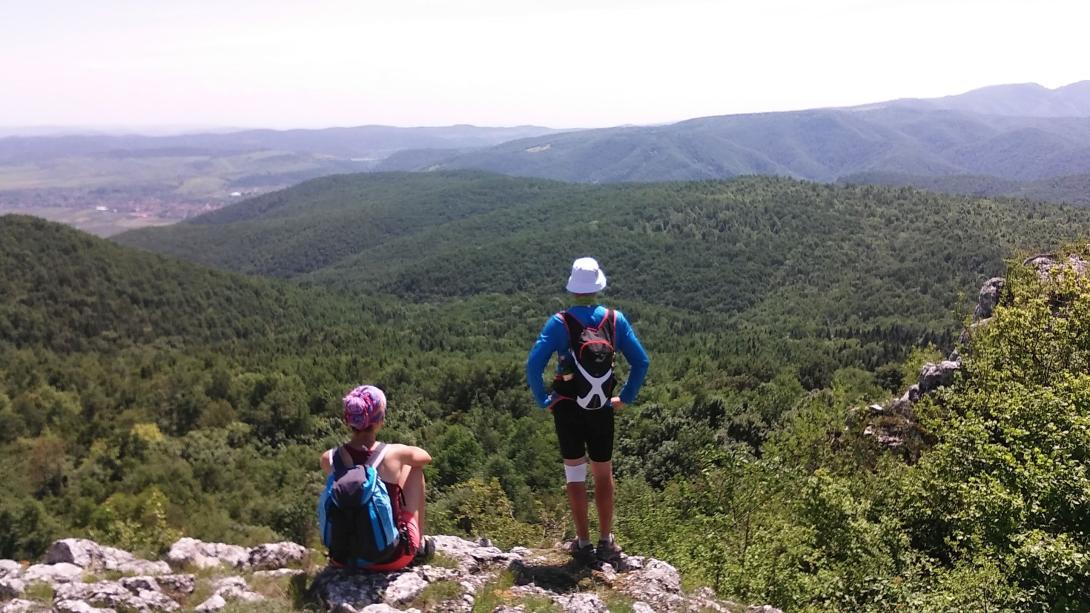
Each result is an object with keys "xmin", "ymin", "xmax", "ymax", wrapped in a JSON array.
[{"xmin": 320, "ymin": 384, "xmax": 434, "ymax": 569}]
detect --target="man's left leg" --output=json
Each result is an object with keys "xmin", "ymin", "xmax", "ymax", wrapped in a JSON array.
[
  {"xmin": 589, "ymin": 460, "xmax": 614, "ymax": 538},
  {"xmin": 586, "ymin": 406, "xmax": 621, "ymax": 560}
]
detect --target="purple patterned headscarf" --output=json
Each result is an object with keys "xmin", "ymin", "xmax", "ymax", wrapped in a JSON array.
[{"xmin": 342, "ymin": 385, "xmax": 386, "ymax": 431}]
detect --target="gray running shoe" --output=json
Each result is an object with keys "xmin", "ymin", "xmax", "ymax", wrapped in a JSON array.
[
  {"xmin": 413, "ymin": 536, "xmax": 435, "ymax": 565},
  {"xmin": 596, "ymin": 535, "xmax": 623, "ymax": 563},
  {"xmin": 567, "ymin": 539, "xmax": 596, "ymax": 565}
]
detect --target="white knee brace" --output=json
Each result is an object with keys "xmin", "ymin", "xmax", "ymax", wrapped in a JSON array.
[{"xmin": 564, "ymin": 462, "xmax": 588, "ymax": 483}]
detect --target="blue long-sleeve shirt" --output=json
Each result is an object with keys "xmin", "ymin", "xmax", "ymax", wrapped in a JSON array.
[{"xmin": 525, "ymin": 305, "xmax": 649, "ymax": 408}]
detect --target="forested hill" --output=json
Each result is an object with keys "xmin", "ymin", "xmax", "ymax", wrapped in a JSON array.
[
  {"xmin": 374, "ymin": 107, "xmax": 1090, "ymax": 183},
  {"xmin": 117, "ymin": 171, "xmax": 1090, "ymax": 331},
  {"xmin": 0, "ymin": 214, "xmax": 381, "ymax": 354}
]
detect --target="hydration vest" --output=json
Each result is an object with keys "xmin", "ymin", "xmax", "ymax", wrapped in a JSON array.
[{"xmin": 557, "ymin": 309, "xmax": 617, "ymax": 410}]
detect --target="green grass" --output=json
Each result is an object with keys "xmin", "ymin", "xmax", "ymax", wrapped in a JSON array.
[
  {"xmin": 409, "ymin": 579, "xmax": 464, "ymax": 611},
  {"xmin": 599, "ymin": 590, "xmax": 636, "ymax": 612},
  {"xmin": 23, "ymin": 581, "xmax": 54, "ymax": 602},
  {"xmin": 428, "ymin": 552, "xmax": 462, "ymax": 570},
  {"xmin": 471, "ymin": 570, "xmax": 516, "ymax": 613}
]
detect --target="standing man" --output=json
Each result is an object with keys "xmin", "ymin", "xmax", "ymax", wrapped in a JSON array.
[{"xmin": 526, "ymin": 257, "xmax": 650, "ymax": 563}]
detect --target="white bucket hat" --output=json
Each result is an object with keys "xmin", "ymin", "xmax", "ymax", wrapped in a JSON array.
[{"xmin": 566, "ymin": 257, "xmax": 607, "ymax": 294}]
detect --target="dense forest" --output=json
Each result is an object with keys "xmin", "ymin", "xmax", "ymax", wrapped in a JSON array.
[
  {"xmin": 841, "ymin": 171, "xmax": 1090, "ymax": 206},
  {"xmin": 7, "ymin": 172, "xmax": 1090, "ymax": 610}
]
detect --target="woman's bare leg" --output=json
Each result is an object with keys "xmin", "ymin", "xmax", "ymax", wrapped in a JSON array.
[{"xmin": 401, "ymin": 465, "xmax": 427, "ymax": 535}]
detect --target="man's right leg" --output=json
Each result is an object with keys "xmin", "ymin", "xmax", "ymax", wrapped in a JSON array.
[{"xmin": 553, "ymin": 401, "xmax": 592, "ymax": 547}]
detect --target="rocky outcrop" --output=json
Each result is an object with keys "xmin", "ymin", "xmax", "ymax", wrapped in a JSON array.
[
  {"xmin": 863, "ymin": 274, "xmax": 1000, "ymax": 451},
  {"xmin": 166, "ymin": 538, "xmax": 249, "ymax": 570},
  {"xmin": 247, "ymin": 541, "xmax": 308, "ymax": 570},
  {"xmin": 193, "ymin": 576, "xmax": 264, "ymax": 612},
  {"xmin": 54, "ymin": 579, "xmax": 181, "ymax": 612},
  {"xmin": 866, "ymin": 253, "xmax": 1090, "ymax": 452},
  {"xmin": 46, "ymin": 539, "xmax": 171, "ymax": 576},
  {"xmin": 974, "ymin": 277, "xmax": 1005, "ymax": 320},
  {"xmin": 1, "ymin": 536, "xmax": 782, "ymax": 613}
]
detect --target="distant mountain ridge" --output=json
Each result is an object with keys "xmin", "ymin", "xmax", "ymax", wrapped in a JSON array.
[
  {"xmin": 881, "ymin": 81, "xmax": 1090, "ymax": 118},
  {"xmin": 0, "ymin": 124, "xmax": 562, "ymax": 164},
  {"xmin": 378, "ymin": 106, "xmax": 1090, "ymax": 184}
]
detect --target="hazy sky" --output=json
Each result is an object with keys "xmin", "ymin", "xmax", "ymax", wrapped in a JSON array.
[{"xmin": 2, "ymin": 0, "xmax": 1088, "ymax": 131}]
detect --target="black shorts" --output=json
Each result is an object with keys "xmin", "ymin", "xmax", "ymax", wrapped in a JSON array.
[{"xmin": 552, "ymin": 399, "xmax": 615, "ymax": 463}]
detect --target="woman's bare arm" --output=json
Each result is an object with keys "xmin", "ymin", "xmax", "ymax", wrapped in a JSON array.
[
  {"xmin": 320, "ymin": 449, "xmax": 333, "ymax": 476},
  {"xmin": 389, "ymin": 444, "xmax": 432, "ymax": 468}
]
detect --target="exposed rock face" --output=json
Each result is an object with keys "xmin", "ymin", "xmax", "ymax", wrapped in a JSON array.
[
  {"xmin": 918, "ymin": 360, "xmax": 960, "ymax": 394},
  {"xmin": 863, "ymin": 273, "xmax": 1003, "ymax": 451},
  {"xmin": 46, "ymin": 539, "xmax": 171, "ymax": 576},
  {"xmin": 2, "ymin": 536, "xmax": 779, "ymax": 613},
  {"xmin": 22, "ymin": 563, "xmax": 83, "ymax": 584},
  {"xmin": 54, "ymin": 579, "xmax": 181, "ymax": 612},
  {"xmin": 166, "ymin": 538, "xmax": 249, "ymax": 570},
  {"xmin": 248, "ymin": 541, "xmax": 308, "ymax": 570},
  {"xmin": 867, "ymin": 254, "xmax": 1090, "ymax": 453},
  {"xmin": 0, "ymin": 600, "xmax": 50, "ymax": 613},
  {"xmin": 0, "ymin": 579, "xmax": 25, "ymax": 601},
  {"xmin": 193, "ymin": 576, "xmax": 264, "ymax": 611},
  {"xmin": 974, "ymin": 277, "xmax": 1005, "ymax": 319}
]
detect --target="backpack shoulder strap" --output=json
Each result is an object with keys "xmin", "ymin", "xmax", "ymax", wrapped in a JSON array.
[
  {"xmin": 366, "ymin": 442, "xmax": 390, "ymax": 469},
  {"xmin": 332, "ymin": 445, "xmax": 355, "ymax": 474},
  {"xmin": 560, "ymin": 310, "xmax": 586, "ymax": 334}
]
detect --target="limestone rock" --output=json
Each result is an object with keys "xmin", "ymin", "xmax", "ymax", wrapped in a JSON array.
[
  {"xmin": 383, "ymin": 572, "xmax": 427, "ymax": 606},
  {"xmin": 21, "ymin": 562, "xmax": 83, "ymax": 584},
  {"xmin": 52, "ymin": 601, "xmax": 116, "ymax": 613},
  {"xmin": 310, "ymin": 567, "xmax": 389, "ymax": 610},
  {"xmin": 918, "ymin": 360, "xmax": 960, "ymax": 393},
  {"xmin": 747, "ymin": 606, "xmax": 785, "ymax": 613},
  {"xmin": 253, "ymin": 568, "xmax": 306, "ymax": 579},
  {"xmin": 637, "ymin": 559, "xmax": 681, "ymax": 594},
  {"xmin": 118, "ymin": 576, "xmax": 160, "ymax": 593},
  {"xmin": 975, "ymin": 277, "xmax": 1005, "ymax": 320},
  {"xmin": 0, "ymin": 578, "xmax": 25, "ymax": 600},
  {"xmin": 616, "ymin": 558, "xmax": 685, "ymax": 610},
  {"xmin": 45, "ymin": 539, "xmax": 170, "ymax": 576},
  {"xmin": 361, "ymin": 604, "xmax": 412, "ymax": 613},
  {"xmin": 166, "ymin": 538, "xmax": 249, "ymax": 570},
  {"xmin": 17, "ymin": 535, "xmax": 754, "ymax": 613},
  {"xmin": 554, "ymin": 592, "xmax": 607, "ymax": 612},
  {"xmin": 430, "ymin": 535, "xmax": 520, "ymax": 571},
  {"xmin": 193, "ymin": 594, "xmax": 226, "ymax": 613},
  {"xmin": 0, "ymin": 600, "xmax": 50, "ymax": 613},
  {"xmin": 54, "ymin": 580, "xmax": 180, "ymax": 612},
  {"xmin": 150, "ymin": 574, "xmax": 195, "ymax": 598},
  {"xmin": 248, "ymin": 541, "xmax": 307, "ymax": 570},
  {"xmin": 632, "ymin": 603, "xmax": 656, "ymax": 613},
  {"xmin": 193, "ymin": 575, "xmax": 266, "ymax": 613},
  {"xmin": 210, "ymin": 576, "xmax": 263, "ymax": 603}
]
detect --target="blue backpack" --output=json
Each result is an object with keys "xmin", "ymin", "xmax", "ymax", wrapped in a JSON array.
[{"xmin": 318, "ymin": 443, "xmax": 402, "ymax": 567}]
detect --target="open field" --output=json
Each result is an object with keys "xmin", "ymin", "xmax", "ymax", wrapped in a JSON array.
[{"xmin": 3, "ymin": 205, "xmax": 178, "ymax": 236}]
